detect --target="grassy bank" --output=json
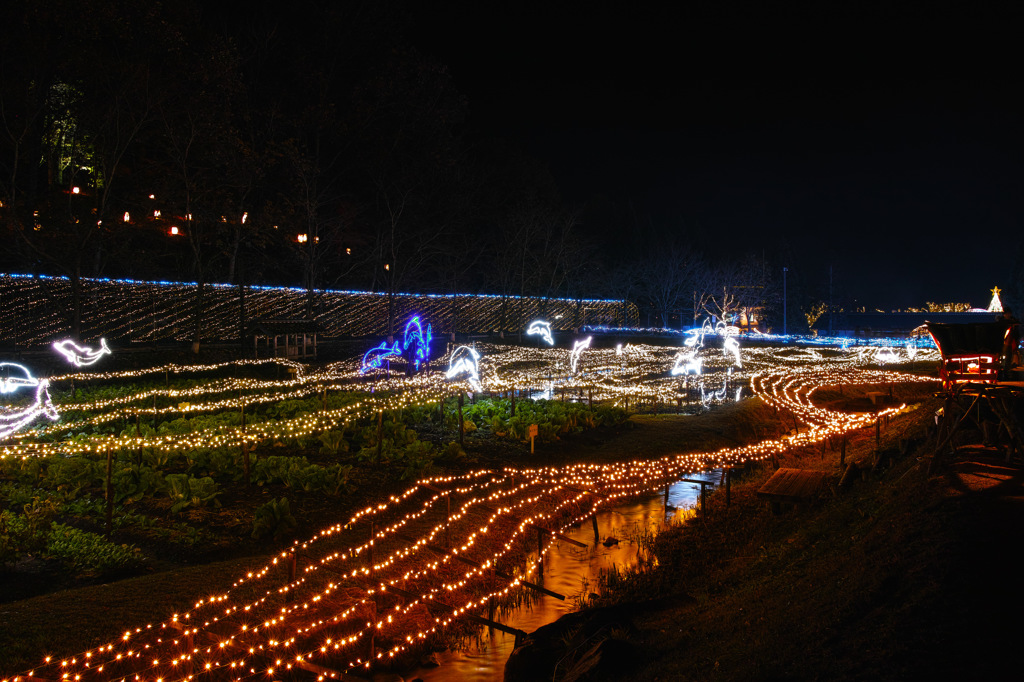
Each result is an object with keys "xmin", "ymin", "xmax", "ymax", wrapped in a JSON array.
[{"xmin": 552, "ymin": 397, "xmax": 1024, "ymax": 680}]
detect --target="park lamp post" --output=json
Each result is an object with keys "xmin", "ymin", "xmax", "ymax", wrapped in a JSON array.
[{"xmin": 783, "ymin": 267, "xmax": 788, "ymax": 336}]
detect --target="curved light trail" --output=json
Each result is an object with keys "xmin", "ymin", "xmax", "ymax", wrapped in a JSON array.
[{"xmin": 2, "ymin": 344, "xmax": 939, "ymax": 681}]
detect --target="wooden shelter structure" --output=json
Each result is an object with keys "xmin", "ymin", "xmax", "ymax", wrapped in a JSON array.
[
  {"xmin": 927, "ymin": 320, "xmax": 1008, "ymax": 391},
  {"xmin": 926, "ymin": 320, "xmax": 1024, "ymax": 471},
  {"xmin": 248, "ymin": 318, "xmax": 318, "ymax": 359}
]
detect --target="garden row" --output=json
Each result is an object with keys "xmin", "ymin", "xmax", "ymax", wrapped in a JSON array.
[{"xmin": 1, "ymin": 390, "xmax": 628, "ymax": 587}]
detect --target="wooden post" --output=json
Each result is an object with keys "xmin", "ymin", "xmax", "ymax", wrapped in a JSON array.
[
  {"xmin": 591, "ymin": 514, "xmax": 599, "ymax": 545},
  {"xmin": 105, "ymin": 448, "xmax": 114, "ymax": 537},
  {"xmin": 663, "ymin": 464, "xmax": 670, "ymax": 516},
  {"xmin": 376, "ymin": 410, "xmax": 384, "ymax": 462},
  {"xmin": 458, "ymin": 394, "xmax": 465, "ymax": 447},
  {"xmin": 135, "ymin": 412, "xmax": 143, "ymax": 466},
  {"xmin": 841, "ymin": 433, "xmax": 847, "ymax": 466},
  {"xmin": 537, "ymin": 527, "xmax": 544, "ymax": 578},
  {"xmin": 875, "ymin": 416, "xmax": 881, "ymax": 452},
  {"xmin": 700, "ymin": 482, "xmax": 707, "ymax": 520},
  {"xmin": 288, "ymin": 551, "xmax": 297, "ymax": 583},
  {"xmin": 241, "ymin": 390, "xmax": 250, "ymax": 486}
]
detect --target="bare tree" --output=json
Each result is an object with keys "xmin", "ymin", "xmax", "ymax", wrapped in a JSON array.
[{"xmin": 638, "ymin": 243, "xmax": 705, "ymax": 329}]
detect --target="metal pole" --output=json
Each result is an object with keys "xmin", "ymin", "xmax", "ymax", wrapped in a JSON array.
[{"xmin": 783, "ymin": 267, "xmax": 789, "ymax": 336}]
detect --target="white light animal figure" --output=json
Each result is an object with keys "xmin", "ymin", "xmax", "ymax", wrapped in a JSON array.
[
  {"xmin": 616, "ymin": 343, "xmax": 622, "ymax": 355},
  {"xmin": 671, "ymin": 351, "xmax": 703, "ymax": 376},
  {"xmin": 906, "ymin": 341, "xmax": 919, "ymax": 360},
  {"xmin": 701, "ymin": 378, "xmax": 729, "ymax": 408},
  {"xmin": 570, "ymin": 336, "xmax": 592, "ymax": 374},
  {"xmin": 446, "ymin": 345, "xmax": 482, "ymax": 391},
  {"xmin": 53, "ymin": 338, "xmax": 111, "ymax": 367},
  {"xmin": 0, "ymin": 364, "xmax": 59, "ymax": 438},
  {"xmin": 723, "ymin": 336, "xmax": 742, "ymax": 368},
  {"xmin": 715, "ymin": 320, "xmax": 742, "ymax": 368},
  {"xmin": 0, "ymin": 362, "xmax": 40, "ymax": 394},
  {"xmin": 526, "ymin": 320, "xmax": 555, "ymax": 345},
  {"xmin": 683, "ymin": 321, "xmax": 711, "ymax": 349},
  {"xmin": 876, "ymin": 347, "xmax": 899, "ymax": 364}
]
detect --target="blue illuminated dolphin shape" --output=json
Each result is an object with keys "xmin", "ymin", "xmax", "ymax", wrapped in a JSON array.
[
  {"xmin": 403, "ymin": 316, "xmax": 432, "ymax": 370},
  {"xmin": 360, "ymin": 341, "xmax": 402, "ymax": 373}
]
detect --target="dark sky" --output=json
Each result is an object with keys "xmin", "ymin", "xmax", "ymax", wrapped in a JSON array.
[{"xmin": 411, "ymin": 3, "xmax": 1022, "ymax": 311}]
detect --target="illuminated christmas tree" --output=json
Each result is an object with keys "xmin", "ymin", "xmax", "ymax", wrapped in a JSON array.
[{"xmin": 988, "ymin": 286, "xmax": 1004, "ymax": 313}]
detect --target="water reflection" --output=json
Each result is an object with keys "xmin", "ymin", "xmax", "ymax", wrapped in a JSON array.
[{"xmin": 413, "ymin": 470, "xmax": 720, "ymax": 681}]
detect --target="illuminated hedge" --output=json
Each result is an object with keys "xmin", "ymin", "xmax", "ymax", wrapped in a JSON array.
[{"xmin": 0, "ymin": 274, "xmax": 638, "ymax": 345}]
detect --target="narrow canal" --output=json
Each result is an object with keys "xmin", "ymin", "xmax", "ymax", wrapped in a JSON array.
[{"xmin": 412, "ymin": 469, "xmax": 721, "ymax": 681}]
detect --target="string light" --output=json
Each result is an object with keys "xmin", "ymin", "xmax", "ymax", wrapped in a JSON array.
[
  {"xmin": 3, "ymin": 342, "xmax": 941, "ymax": 681},
  {"xmin": 0, "ymin": 273, "xmax": 637, "ymax": 346}
]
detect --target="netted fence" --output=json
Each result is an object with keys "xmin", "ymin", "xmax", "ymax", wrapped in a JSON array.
[{"xmin": 0, "ymin": 274, "xmax": 638, "ymax": 346}]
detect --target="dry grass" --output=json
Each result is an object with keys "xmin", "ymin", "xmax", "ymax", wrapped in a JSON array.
[
  {"xmin": 594, "ymin": 398, "xmax": 1024, "ymax": 681},
  {"xmin": 0, "ymin": 555, "xmax": 264, "ymax": 674}
]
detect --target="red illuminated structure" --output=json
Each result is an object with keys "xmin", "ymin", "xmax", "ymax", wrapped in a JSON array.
[{"xmin": 926, "ymin": 321, "xmax": 1009, "ymax": 392}]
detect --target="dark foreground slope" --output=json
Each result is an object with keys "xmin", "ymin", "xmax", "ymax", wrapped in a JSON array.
[{"xmin": 507, "ymin": 399, "xmax": 1024, "ymax": 681}]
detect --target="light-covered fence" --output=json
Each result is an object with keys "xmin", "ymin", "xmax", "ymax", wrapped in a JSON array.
[{"xmin": 0, "ymin": 274, "xmax": 638, "ymax": 346}]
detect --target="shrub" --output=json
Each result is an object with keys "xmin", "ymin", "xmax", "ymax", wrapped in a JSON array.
[
  {"xmin": 44, "ymin": 457, "xmax": 102, "ymax": 500},
  {"xmin": 165, "ymin": 474, "xmax": 221, "ymax": 513},
  {"xmin": 251, "ymin": 498, "xmax": 297, "ymax": 542},
  {"xmin": 318, "ymin": 430, "xmax": 349, "ymax": 455},
  {"xmin": 45, "ymin": 523, "xmax": 144, "ymax": 576},
  {"xmin": 113, "ymin": 463, "xmax": 166, "ymax": 503}
]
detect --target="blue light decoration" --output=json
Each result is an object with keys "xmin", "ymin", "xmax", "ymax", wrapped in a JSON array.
[
  {"xmin": 402, "ymin": 316, "xmax": 432, "ymax": 371},
  {"xmin": 53, "ymin": 338, "xmax": 111, "ymax": 367},
  {"xmin": 526, "ymin": 320, "xmax": 555, "ymax": 345},
  {"xmin": 0, "ymin": 363, "xmax": 59, "ymax": 438},
  {"xmin": 360, "ymin": 341, "xmax": 402, "ymax": 373},
  {"xmin": 570, "ymin": 336, "xmax": 592, "ymax": 374},
  {"xmin": 446, "ymin": 345, "xmax": 482, "ymax": 391},
  {"xmin": 360, "ymin": 314, "xmax": 433, "ymax": 374}
]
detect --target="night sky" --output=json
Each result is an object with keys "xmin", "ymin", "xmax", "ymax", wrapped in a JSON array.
[{"xmin": 411, "ymin": 3, "xmax": 1022, "ymax": 311}]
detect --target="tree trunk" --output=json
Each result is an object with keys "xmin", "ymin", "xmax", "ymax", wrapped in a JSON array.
[{"xmin": 191, "ymin": 278, "xmax": 205, "ymax": 354}]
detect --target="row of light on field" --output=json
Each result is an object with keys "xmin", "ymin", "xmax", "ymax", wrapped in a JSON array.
[
  {"xmin": 5, "ymin": 348, "xmax": 940, "ymax": 682},
  {"xmin": 0, "ymin": 274, "xmax": 635, "ymax": 346},
  {"xmin": 2, "ymin": 337, "xmax": 938, "ymax": 461}
]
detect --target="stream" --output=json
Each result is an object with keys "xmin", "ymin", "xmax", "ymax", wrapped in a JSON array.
[{"xmin": 411, "ymin": 469, "xmax": 721, "ymax": 681}]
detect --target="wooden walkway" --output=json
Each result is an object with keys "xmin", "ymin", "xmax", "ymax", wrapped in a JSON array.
[{"xmin": 757, "ymin": 468, "xmax": 827, "ymax": 512}]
